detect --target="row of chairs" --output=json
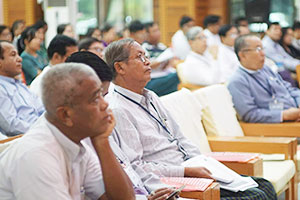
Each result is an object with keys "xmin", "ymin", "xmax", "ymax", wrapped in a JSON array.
[{"xmin": 160, "ymin": 85, "xmax": 299, "ymax": 200}]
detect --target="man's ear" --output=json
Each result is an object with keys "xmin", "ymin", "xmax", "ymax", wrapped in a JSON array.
[
  {"xmin": 56, "ymin": 106, "xmax": 74, "ymax": 127},
  {"xmin": 238, "ymin": 51, "xmax": 244, "ymax": 60},
  {"xmin": 114, "ymin": 62, "xmax": 126, "ymax": 75},
  {"xmin": 52, "ymin": 52, "xmax": 63, "ymax": 62}
]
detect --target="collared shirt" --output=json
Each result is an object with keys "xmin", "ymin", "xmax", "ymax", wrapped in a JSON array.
[
  {"xmin": 217, "ymin": 43, "xmax": 239, "ymax": 81},
  {"xmin": 30, "ymin": 65, "xmax": 51, "ymax": 98},
  {"xmin": 171, "ymin": 30, "xmax": 191, "ymax": 60},
  {"xmin": 108, "ymin": 85, "xmax": 200, "ymax": 179},
  {"xmin": 262, "ymin": 35, "xmax": 300, "ymax": 71},
  {"xmin": 0, "ymin": 75, "xmax": 44, "ymax": 136},
  {"xmin": 179, "ymin": 51, "xmax": 222, "ymax": 85},
  {"xmin": 228, "ymin": 65, "xmax": 300, "ymax": 123},
  {"xmin": 203, "ymin": 29, "xmax": 221, "ymax": 46},
  {"xmin": 0, "ymin": 115, "xmax": 105, "ymax": 200}
]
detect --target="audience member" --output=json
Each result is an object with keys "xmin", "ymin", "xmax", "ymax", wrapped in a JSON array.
[
  {"xmin": 57, "ymin": 23, "xmax": 75, "ymax": 39},
  {"xmin": 171, "ymin": 16, "xmax": 194, "ymax": 60},
  {"xmin": 0, "ymin": 62, "xmax": 135, "ymax": 200},
  {"xmin": 129, "ymin": 20, "xmax": 146, "ymax": 44},
  {"xmin": 86, "ymin": 27, "xmax": 102, "ymax": 41},
  {"xmin": 66, "ymin": 51, "xmax": 112, "ymax": 95},
  {"xmin": 101, "ymin": 23, "xmax": 117, "ymax": 46},
  {"xmin": 279, "ymin": 27, "xmax": 300, "ymax": 59},
  {"xmin": 234, "ymin": 17, "xmax": 249, "ymax": 27},
  {"xmin": 262, "ymin": 22, "xmax": 300, "ymax": 72},
  {"xmin": 292, "ymin": 21, "xmax": 300, "ymax": 50},
  {"xmin": 78, "ymin": 37, "xmax": 105, "ymax": 59},
  {"xmin": 228, "ymin": 34, "xmax": 300, "ymax": 123},
  {"xmin": 203, "ymin": 15, "xmax": 222, "ymax": 46},
  {"xmin": 0, "ymin": 25, "xmax": 12, "ymax": 42},
  {"xmin": 180, "ymin": 26, "xmax": 223, "ymax": 85},
  {"xmin": 104, "ymin": 38, "xmax": 277, "ymax": 200},
  {"xmin": 218, "ymin": 24, "xmax": 239, "ymax": 80},
  {"xmin": 19, "ymin": 26, "xmax": 45, "ymax": 85},
  {"xmin": 11, "ymin": 20, "xmax": 25, "ymax": 47},
  {"xmin": 30, "ymin": 35, "xmax": 78, "ymax": 97},
  {"xmin": 142, "ymin": 22, "xmax": 179, "ymax": 96},
  {"xmin": 0, "ymin": 41, "xmax": 44, "ymax": 136},
  {"xmin": 33, "ymin": 20, "xmax": 49, "ymax": 67},
  {"xmin": 237, "ymin": 25, "xmax": 250, "ymax": 35}
]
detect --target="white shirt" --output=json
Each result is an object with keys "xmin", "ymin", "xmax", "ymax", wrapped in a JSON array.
[
  {"xmin": 203, "ymin": 29, "xmax": 221, "ymax": 46},
  {"xmin": 30, "ymin": 65, "xmax": 51, "ymax": 98},
  {"xmin": 0, "ymin": 115, "xmax": 105, "ymax": 200},
  {"xmin": 217, "ymin": 43, "xmax": 239, "ymax": 81},
  {"xmin": 292, "ymin": 38, "xmax": 300, "ymax": 51},
  {"xmin": 179, "ymin": 51, "xmax": 222, "ymax": 85},
  {"xmin": 171, "ymin": 30, "xmax": 191, "ymax": 60}
]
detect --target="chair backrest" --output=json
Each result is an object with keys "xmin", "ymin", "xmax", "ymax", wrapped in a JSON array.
[
  {"xmin": 193, "ymin": 84, "xmax": 244, "ymax": 137},
  {"xmin": 160, "ymin": 88, "xmax": 211, "ymax": 153}
]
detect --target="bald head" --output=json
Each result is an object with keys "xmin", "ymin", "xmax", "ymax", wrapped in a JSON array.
[{"xmin": 41, "ymin": 63, "xmax": 99, "ymax": 118}]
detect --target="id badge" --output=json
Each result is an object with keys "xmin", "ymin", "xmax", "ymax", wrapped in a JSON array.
[
  {"xmin": 269, "ymin": 100, "xmax": 284, "ymax": 110},
  {"xmin": 123, "ymin": 165, "xmax": 142, "ymax": 187}
]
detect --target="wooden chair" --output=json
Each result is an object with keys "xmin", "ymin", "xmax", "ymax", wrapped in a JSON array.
[
  {"xmin": 160, "ymin": 88, "xmax": 297, "ymax": 199},
  {"xmin": 193, "ymin": 84, "xmax": 298, "ymax": 200},
  {"xmin": 296, "ymin": 64, "xmax": 300, "ymax": 86},
  {"xmin": 180, "ymin": 182, "xmax": 220, "ymax": 200}
]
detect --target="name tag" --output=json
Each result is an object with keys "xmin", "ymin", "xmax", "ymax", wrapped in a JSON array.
[{"xmin": 269, "ymin": 100, "xmax": 284, "ymax": 110}]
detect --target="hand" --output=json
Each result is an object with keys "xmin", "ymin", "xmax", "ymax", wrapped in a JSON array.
[
  {"xmin": 184, "ymin": 167, "xmax": 214, "ymax": 179},
  {"xmin": 282, "ymin": 108, "xmax": 300, "ymax": 121},
  {"xmin": 148, "ymin": 188, "xmax": 177, "ymax": 200},
  {"xmin": 208, "ymin": 45, "xmax": 219, "ymax": 60}
]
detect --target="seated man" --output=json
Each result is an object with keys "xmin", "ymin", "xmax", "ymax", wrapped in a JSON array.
[
  {"xmin": 0, "ymin": 62, "xmax": 135, "ymax": 200},
  {"xmin": 129, "ymin": 20, "xmax": 146, "ymax": 45},
  {"xmin": 30, "ymin": 34, "xmax": 78, "ymax": 97},
  {"xmin": 78, "ymin": 37, "xmax": 105, "ymax": 59},
  {"xmin": 180, "ymin": 26, "xmax": 223, "ymax": 85},
  {"xmin": 104, "ymin": 38, "xmax": 277, "ymax": 200},
  {"xmin": 262, "ymin": 22, "xmax": 300, "ymax": 72},
  {"xmin": 142, "ymin": 22, "xmax": 179, "ymax": 96},
  {"xmin": 228, "ymin": 34, "xmax": 300, "ymax": 123},
  {"xmin": 0, "ymin": 41, "xmax": 44, "ymax": 136},
  {"xmin": 203, "ymin": 15, "xmax": 221, "ymax": 46}
]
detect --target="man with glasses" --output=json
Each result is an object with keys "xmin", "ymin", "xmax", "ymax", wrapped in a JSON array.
[
  {"xmin": 78, "ymin": 37, "xmax": 105, "ymax": 59},
  {"xmin": 104, "ymin": 38, "xmax": 277, "ymax": 200},
  {"xmin": 228, "ymin": 34, "xmax": 300, "ymax": 123},
  {"xmin": 179, "ymin": 26, "xmax": 224, "ymax": 86}
]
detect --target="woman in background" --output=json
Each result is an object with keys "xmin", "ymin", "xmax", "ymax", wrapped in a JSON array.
[{"xmin": 279, "ymin": 27, "xmax": 300, "ymax": 59}]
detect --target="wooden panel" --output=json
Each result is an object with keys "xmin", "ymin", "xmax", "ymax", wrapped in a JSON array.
[
  {"xmin": 221, "ymin": 158, "xmax": 263, "ymax": 177},
  {"xmin": 180, "ymin": 182, "xmax": 220, "ymax": 200}
]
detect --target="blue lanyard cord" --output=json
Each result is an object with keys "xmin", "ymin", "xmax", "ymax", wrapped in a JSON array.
[
  {"xmin": 240, "ymin": 68, "xmax": 274, "ymax": 97},
  {"xmin": 114, "ymin": 89, "xmax": 190, "ymax": 160}
]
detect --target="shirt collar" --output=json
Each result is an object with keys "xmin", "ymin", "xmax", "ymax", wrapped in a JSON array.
[
  {"xmin": 44, "ymin": 116, "xmax": 85, "ymax": 162},
  {"xmin": 114, "ymin": 85, "xmax": 152, "ymax": 105},
  {"xmin": 239, "ymin": 64, "xmax": 261, "ymax": 74},
  {"xmin": 0, "ymin": 75, "xmax": 22, "ymax": 84}
]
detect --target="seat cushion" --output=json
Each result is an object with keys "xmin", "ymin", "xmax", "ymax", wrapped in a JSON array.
[
  {"xmin": 262, "ymin": 160, "xmax": 295, "ymax": 193},
  {"xmin": 160, "ymin": 88, "xmax": 211, "ymax": 153},
  {"xmin": 193, "ymin": 84, "xmax": 244, "ymax": 137}
]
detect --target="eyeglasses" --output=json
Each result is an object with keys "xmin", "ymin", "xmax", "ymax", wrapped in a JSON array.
[
  {"xmin": 88, "ymin": 47, "xmax": 103, "ymax": 53},
  {"xmin": 241, "ymin": 47, "xmax": 264, "ymax": 53},
  {"xmin": 137, "ymin": 53, "xmax": 149, "ymax": 63}
]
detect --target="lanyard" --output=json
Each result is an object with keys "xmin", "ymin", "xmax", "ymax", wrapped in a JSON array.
[
  {"xmin": 114, "ymin": 89, "xmax": 190, "ymax": 160},
  {"xmin": 240, "ymin": 68, "xmax": 274, "ymax": 97}
]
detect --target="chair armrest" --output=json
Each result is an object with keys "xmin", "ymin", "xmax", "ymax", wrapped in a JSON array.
[
  {"xmin": 296, "ymin": 64, "xmax": 300, "ymax": 86},
  {"xmin": 240, "ymin": 122, "xmax": 300, "ymax": 137},
  {"xmin": 207, "ymin": 136, "xmax": 297, "ymax": 160},
  {"xmin": 178, "ymin": 83, "xmax": 205, "ymax": 91},
  {"xmin": 180, "ymin": 182, "xmax": 220, "ymax": 200},
  {"xmin": 0, "ymin": 134, "xmax": 23, "ymax": 144}
]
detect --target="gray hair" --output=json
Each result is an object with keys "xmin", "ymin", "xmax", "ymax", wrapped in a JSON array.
[
  {"xmin": 234, "ymin": 34, "xmax": 259, "ymax": 60},
  {"xmin": 41, "ymin": 62, "xmax": 98, "ymax": 118},
  {"xmin": 186, "ymin": 26, "xmax": 203, "ymax": 41},
  {"xmin": 104, "ymin": 38, "xmax": 135, "ymax": 79}
]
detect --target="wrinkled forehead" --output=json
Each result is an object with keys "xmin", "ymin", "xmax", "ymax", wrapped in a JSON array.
[
  {"xmin": 245, "ymin": 36, "xmax": 262, "ymax": 47},
  {"xmin": 128, "ymin": 41, "xmax": 145, "ymax": 56}
]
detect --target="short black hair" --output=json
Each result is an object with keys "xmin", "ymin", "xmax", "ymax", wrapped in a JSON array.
[
  {"xmin": 267, "ymin": 22, "xmax": 280, "ymax": 30},
  {"xmin": 293, "ymin": 21, "xmax": 300, "ymax": 30},
  {"xmin": 101, "ymin": 23, "xmax": 113, "ymax": 33},
  {"xmin": 234, "ymin": 17, "xmax": 247, "ymax": 26},
  {"xmin": 180, "ymin": 16, "xmax": 193, "ymax": 28},
  {"xmin": 86, "ymin": 27, "xmax": 100, "ymax": 37},
  {"xmin": 144, "ymin": 21, "xmax": 156, "ymax": 32},
  {"xmin": 65, "ymin": 51, "xmax": 113, "ymax": 82},
  {"xmin": 57, "ymin": 24, "xmax": 69, "ymax": 34},
  {"xmin": 78, "ymin": 37, "xmax": 101, "ymax": 51},
  {"xmin": 219, "ymin": 24, "xmax": 234, "ymax": 37},
  {"xmin": 18, "ymin": 26, "xmax": 38, "ymax": 54},
  {"xmin": 129, "ymin": 20, "xmax": 144, "ymax": 33},
  {"xmin": 0, "ymin": 25, "xmax": 9, "ymax": 35},
  {"xmin": 33, "ymin": 20, "xmax": 47, "ymax": 30},
  {"xmin": 47, "ymin": 35, "xmax": 77, "ymax": 60},
  {"xmin": 203, "ymin": 15, "xmax": 220, "ymax": 28}
]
